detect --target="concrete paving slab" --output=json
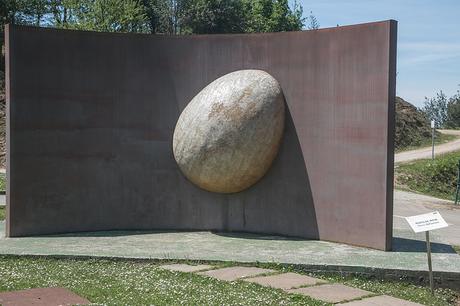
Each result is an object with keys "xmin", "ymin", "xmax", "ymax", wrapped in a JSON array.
[
  {"xmin": 0, "ymin": 287, "xmax": 90, "ymax": 306},
  {"xmin": 338, "ymin": 295, "xmax": 424, "ymax": 305},
  {"xmin": 1, "ymin": 220, "xmax": 458, "ymax": 275},
  {"xmin": 287, "ymin": 284, "xmax": 372, "ymax": 304},
  {"xmin": 198, "ymin": 266, "xmax": 274, "ymax": 281},
  {"xmin": 159, "ymin": 263, "xmax": 213, "ymax": 273},
  {"xmin": 244, "ymin": 272, "xmax": 326, "ymax": 289},
  {"xmin": 393, "ymin": 190, "xmax": 460, "ymax": 246}
]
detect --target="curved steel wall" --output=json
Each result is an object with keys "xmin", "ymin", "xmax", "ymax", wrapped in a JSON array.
[{"xmin": 5, "ymin": 21, "xmax": 397, "ymax": 250}]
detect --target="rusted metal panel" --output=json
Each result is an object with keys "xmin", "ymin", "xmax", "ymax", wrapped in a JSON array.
[{"xmin": 5, "ymin": 20, "xmax": 397, "ymax": 250}]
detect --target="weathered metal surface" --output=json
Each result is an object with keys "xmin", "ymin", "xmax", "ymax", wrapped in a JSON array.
[
  {"xmin": 173, "ymin": 70, "xmax": 285, "ymax": 193},
  {"xmin": 5, "ymin": 21, "xmax": 397, "ymax": 250}
]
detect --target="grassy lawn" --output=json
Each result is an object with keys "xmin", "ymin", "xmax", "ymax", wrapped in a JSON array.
[
  {"xmin": 0, "ymin": 257, "xmax": 327, "ymax": 306},
  {"xmin": 454, "ymin": 245, "xmax": 460, "ymax": 255},
  {"xmin": 0, "ymin": 172, "xmax": 4, "ymax": 192},
  {"xmin": 396, "ymin": 133, "xmax": 458, "ymax": 153},
  {"xmin": 395, "ymin": 150, "xmax": 460, "ymax": 200},
  {"xmin": 0, "ymin": 257, "xmax": 457, "ymax": 306}
]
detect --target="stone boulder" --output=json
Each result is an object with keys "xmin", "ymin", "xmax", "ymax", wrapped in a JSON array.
[{"xmin": 173, "ymin": 70, "xmax": 285, "ymax": 193}]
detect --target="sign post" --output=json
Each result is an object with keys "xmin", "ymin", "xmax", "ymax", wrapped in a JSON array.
[
  {"xmin": 425, "ymin": 231, "xmax": 433, "ymax": 294},
  {"xmin": 405, "ymin": 211, "xmax": 448, "ymax": 294},
  {"xmin": 431, "ymin": 120, "xmax": 435, "ymax": 160}
]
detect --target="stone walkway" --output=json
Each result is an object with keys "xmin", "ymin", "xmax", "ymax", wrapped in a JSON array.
[
  {"xmin": 0, "ymin": 287, "xmax": 90, "ymax": 306},
  {"xmin": 160, "ymin": 264, "xmax": 424, "ymax": 305}
]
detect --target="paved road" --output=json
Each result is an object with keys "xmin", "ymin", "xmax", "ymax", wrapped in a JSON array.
[
  {"xmin": 395, "ymin": 129, "xmax": 460, "ymax": 163},
  {"xmin": 393, "ymin": 190, "xmax": 460, "ymax": 246}
]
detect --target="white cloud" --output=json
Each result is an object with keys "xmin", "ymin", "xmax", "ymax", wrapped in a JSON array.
[{"xmin": 399, "ymin": 42, "xmax": 460, "ymax": 65}]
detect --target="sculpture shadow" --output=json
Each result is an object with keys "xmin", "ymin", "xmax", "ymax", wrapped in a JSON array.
[
  {"xmin": 392, "ymin": 237, "xmax": 456, "ymax": 254},
  {"xmin": 211, "ymin": 231, "xmax": 307, "ymax": 241},
  {"xmin": 202, "ymin": 105, "xmax": 319, "ymax": 240}
]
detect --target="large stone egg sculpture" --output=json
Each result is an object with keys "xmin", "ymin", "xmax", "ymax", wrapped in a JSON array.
[{"xmin": 173, "ymin": 70, "xmax": 285, "ymax": 193}]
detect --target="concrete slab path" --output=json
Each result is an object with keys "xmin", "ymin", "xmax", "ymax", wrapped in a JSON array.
[
  {"xmin": 244, "ymin": 272, "xmax": 325, "ymax": 289},
  {"xmin": 159, "ymin": 263, "xmax": 213, "ymax": 273},
  {"xmin": 288, "ymin": 284, "xmax": 372, "ymax": 304},
  {"xmin": 0, "ymin": 287, "xmax": 90, "ymax": 306},
  {"xmin": 160, "ymin": 264, "xmax": 424, "ymax": 305},
  {"xmin": 338, "ymin": 295, "xmax": 424, "ymax": 305},
  {"xmin": 0, "ymin": 218, "xmax": 458, "ymax": 273},
  {"xmin": 198, "ymin": 266, "xmax": 274, "ymax": 281}
]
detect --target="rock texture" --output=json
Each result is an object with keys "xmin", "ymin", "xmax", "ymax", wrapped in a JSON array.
[{"xmin": 173, "ymin": 70, "xmax": 285, "ymax": 193}]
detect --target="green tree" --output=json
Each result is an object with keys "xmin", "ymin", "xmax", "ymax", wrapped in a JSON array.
[
  {"xmin": 242, "ymin": 0, "xmax": 304, "ymax": 33},
  {"xmin": 307, "ymin": 10, "xmax": 319, "ymax": 30},
  {"xmin": 17, "ymin": 0, "xmax": 48, "ymax": 26},
  {"xmin": 143, "ymin": 0, "xmax": 190, "ymax": 34},
  {"xmin": 445, "ymin": 88, "xmax": 460, "ymax": 128},
  {"xmin": 422, "ymin": 90, "xmax": 449, "ymax": 128},
  {"xmin": 182, "ymin": 0, "xmax": 245, "ymax": 34},
  {"xmin": 141, "ymin": 0, "xmax": 169, "ymax": 33},
  {"xmin": 61, "ymin": 0, "xmax": 148, "ymax": 33}
]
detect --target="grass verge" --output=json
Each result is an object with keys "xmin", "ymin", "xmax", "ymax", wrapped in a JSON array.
[
  {"xmin": 0, "ymin": 172, "xmax": 4, "ymax": 192},
  {"xmin": 0, "ymin": 206, "xmax": 4, "ymax": 221},
  {"xmin": 395, "ymin": 150, "xmax": 460, "ymax": 200},
  {"xmin": 453, "ymin": 245, "xmax": 460, "ymax": 255},
  {"xmin": 0, "ymin": 256, "xmax": 457, "ymax": 306},
  {"xmin": 396, "ymin": 133, "xmax": 458, "ymax": 153}
]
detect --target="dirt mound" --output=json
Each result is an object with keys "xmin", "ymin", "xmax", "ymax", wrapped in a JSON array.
[{"xmin": 395, "ymin": 96, "xmax": 433, "ymax": 150}]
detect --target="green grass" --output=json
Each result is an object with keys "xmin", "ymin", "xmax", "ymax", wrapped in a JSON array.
[
  {"xmin": 453, "ymin": 245, "xmax": 460, "ymax": 255},
  {"xmin": 0, "ymin": 257, "xmax": 327, "ymax": 306},
  {"xmin": 0, "ymin": 206, "xmax": 4, "ymax": 221},
  {"xmin": 0, "ymin": 257, "xmax": 457, "ymax": 306},
  {"xmin": 396, "ymin": 133, "xmax": 458, "ymax": 153},
  {"xmin": 395, "ymin": 150, "xmax": 460, "ymax": 200},
  {"xmin": 0, "ymin": 172, "xmax": 5, "ymax": 192}
]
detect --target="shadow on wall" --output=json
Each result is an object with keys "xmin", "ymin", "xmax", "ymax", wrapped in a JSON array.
[{"xmin": 209, "ymin": 105, "xmax": 320, "ymax": 240}]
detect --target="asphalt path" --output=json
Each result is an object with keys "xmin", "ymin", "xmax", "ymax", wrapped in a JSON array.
[{"xmin": 395, "ymin": 129, "xmax": 460, "ymax": 163}]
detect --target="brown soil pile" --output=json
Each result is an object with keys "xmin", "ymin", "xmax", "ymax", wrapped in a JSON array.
[{"xmin": 395, "ymin": 96, "xmax": 434, "ymax": 150}]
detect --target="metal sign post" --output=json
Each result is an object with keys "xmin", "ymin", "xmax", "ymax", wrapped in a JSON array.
[
  {"xmin": 425, "ymin": 231, "xmax": 434, "ymax": 294},
  {"xmin": 431, "ymin": 120, "xmax": 435, "ymax": 160},
  {"xmin": 405, "ymin": 211, "xmax": 448, "ymax": 294}
]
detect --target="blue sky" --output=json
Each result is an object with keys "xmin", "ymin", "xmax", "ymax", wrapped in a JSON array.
[{"xmin": 296, "ymin": 0, "xmax": 460, "ymax": 107}]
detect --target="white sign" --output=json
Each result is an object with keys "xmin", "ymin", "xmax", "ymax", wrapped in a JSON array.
[
  {"xmin": 431, "ymin": 120, "xmax": 435, "ymax": 128},
  {"xmin": 405, "ymin": 211, "xmax": 448, "ymax": 233}
]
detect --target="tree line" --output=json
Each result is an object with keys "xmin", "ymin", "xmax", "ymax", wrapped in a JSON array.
[
  {"xmin": 1, "ymin": 0, "xmax": 318, "ymax": 74},
  {"xmin": 1, "ymin": 0, "xmax": 317, "ymax": 35}
]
